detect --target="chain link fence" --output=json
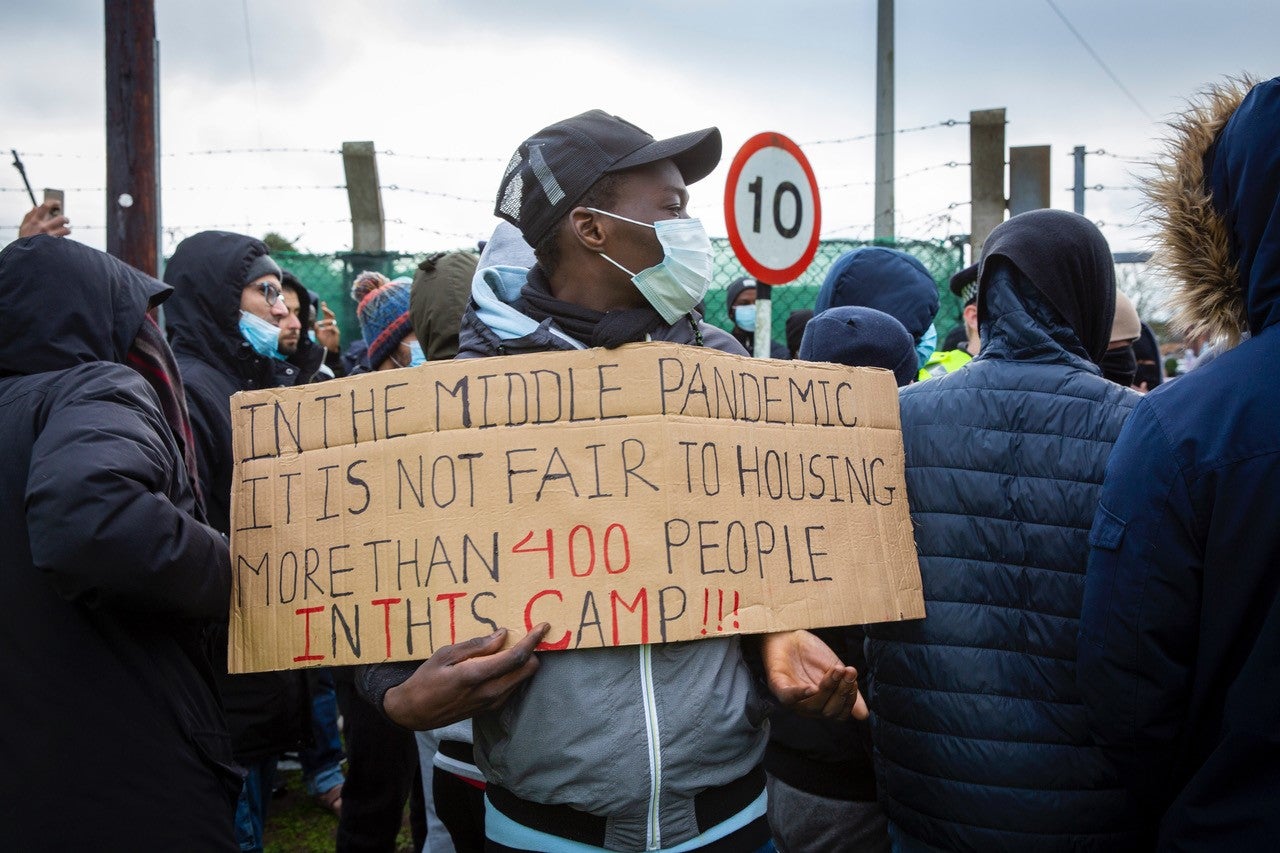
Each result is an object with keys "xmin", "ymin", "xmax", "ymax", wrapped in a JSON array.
[{"xmin": 270, "ymin": 238, "xmax": 965, "ymax": 355}]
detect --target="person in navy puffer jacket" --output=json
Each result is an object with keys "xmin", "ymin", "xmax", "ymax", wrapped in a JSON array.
[
  {"xmin": 1079, "ymin": 75, "xmax": 1280, "ymax": 851},
  {"xmin": 864, "ymin": 209, "xmax": 1143, "ymax": 852}
]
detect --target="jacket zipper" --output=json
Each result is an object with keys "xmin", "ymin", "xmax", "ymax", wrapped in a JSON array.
[{"xmin": 639, "ymin": 644, "xmax": 662, "ymax": 850}]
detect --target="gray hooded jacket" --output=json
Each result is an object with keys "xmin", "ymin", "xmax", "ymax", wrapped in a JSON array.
[{"xmin": 365, "ymin": 230, "xmax": 767, "ymax": 851}]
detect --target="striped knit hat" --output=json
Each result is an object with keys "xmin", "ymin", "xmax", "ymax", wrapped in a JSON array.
[{"xmin": 353, "ymin": 271, "xmax": 412, "ymax": 369}]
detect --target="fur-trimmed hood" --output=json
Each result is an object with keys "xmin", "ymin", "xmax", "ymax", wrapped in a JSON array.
[{"xmin": 1145, "ymin": 75, "xmax": 1280, "ymax": 343}]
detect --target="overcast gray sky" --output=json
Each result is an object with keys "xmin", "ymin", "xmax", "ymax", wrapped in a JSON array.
[{"xmin": 2, "ymin": 0, "xmax": 1276, "ymax": 257}]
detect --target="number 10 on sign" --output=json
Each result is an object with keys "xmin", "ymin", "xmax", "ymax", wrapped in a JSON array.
[{"xmin": 724, "ymin": 132, "xmax": 822, "ymax": 285}]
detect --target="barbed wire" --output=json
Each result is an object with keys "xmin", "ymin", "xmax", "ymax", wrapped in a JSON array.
[
  {"xmin": 821, "ymin": 201, "xmax": 970, "ymax": 238},
  {"xmin": 164, "ymin": 147, "xmax": 343, "ymax": 157},
  {"xmin": 381, "ymin": 185, "xmax": 490, "ymax": 204},
  {"xmin": 1093, "ymin": 219, "xmax": 1147, "ymax": 230},
  {"xmin": 803, "ymin": 119, "xmax": 968, "ymax": 147},
  {"xmin": 4, "ymin": 146, "xmax": 500, "ymax": 162},
  {"xmin": 1080, "ymin": 148, "xmax": 1156, "ymax": 165},
  {"xmin": 4, "ymin": 183, "xmax": 348, "ymax": 193},
  {"xmin": 386, "ymin": 218, "xmax": 488, "ymax": 242},
  {"xmin": 2, "ymin": 186, "xmax": 103, "ymax": 193},
  {"xmin": 381, "ymin": 150, "xmax": 503, "ymax": 164},
  {"xmin": 820, "ymin": 161, "xmax": 968, "ymax": 191}
]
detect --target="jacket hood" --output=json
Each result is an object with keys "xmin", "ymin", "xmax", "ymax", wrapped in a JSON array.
[
  {"xmin": 466, "ymin": 263, "xmax": 587, "ymax": 351},
  {"xmin": 976, "ymin": 258, "xmax": 1100, "ymax": 374},
  {"xmin": 410, "ymin": 251, "xmax": 478, "ymax": 361},
  {"xmin": 0, "ymin": 236, "xmax": 169, "ymax": 376},
  {"xmin": 978, "ymin": 209, "xmax": 1115, "ymax": 364},
  {"xmin": 813, "ymin": 246, "xmax": 939, "ymax": 342},
  {"xmin": 1144, "ymin": 75, "xmax": 1280, "ymax": 343},
  {"xmin": 163, "ymin": 230, "xmax": 272, "ymax": 372}
]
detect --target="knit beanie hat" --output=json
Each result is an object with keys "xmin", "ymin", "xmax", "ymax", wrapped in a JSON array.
[
  {"xmin": 798, "ymin": 306, "xmax": 918, "ymax": 387},
  {"xmin": 244, "ymin": 252, "xmax": 281, "ymax": 287},
  {"xmin": 1111, "ymin": 289, "xmax": 1141, "ymax": 343},
  {"xmin": 353, "ymin": 272, "xmax": 412, "ymax": 369},
  {"xmin": 725, "ymin": 276, "xmax": 755, "ymax": 312}
]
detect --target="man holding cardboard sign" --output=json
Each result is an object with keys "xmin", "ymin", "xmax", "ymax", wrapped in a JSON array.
[{"xmin": 353, "ymin": 111, "xmax": 872, "ymax": 853}]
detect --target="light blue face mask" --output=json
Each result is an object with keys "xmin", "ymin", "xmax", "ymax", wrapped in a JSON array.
[
  {"xmin": 588, "ymin": 208, "xmax": 714, "ymax": 324},
  {"xmin": 390, "ymin": 340, "xmax": 426, "ymax": 369},
  {"xmin": 405, "ymin": 340, "xmax": 426, "ymax": 367},
  {"xmin": 734, "ymin": 304, "xmax": 757, "ymax": 333},
  {"xmin": 239, "ymin": 310, "xmax": 287, "ymax": 361},
  {"xmin": 916, "ymin": 322, "xmax": 938, "ymax": 369}
]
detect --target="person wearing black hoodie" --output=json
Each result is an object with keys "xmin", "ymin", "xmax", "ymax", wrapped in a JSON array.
[
  {"xmin": 277, "ymin": 270, "xmax": 328, "ymax": 384},
  {"xmin": 0, "ymin": 236, "xmax": 240, "ymax": 850},
  {"xmin": 164, "ymin": 230, "xmax": 310, "ymax": 853},
  {"xmin": 864, "ymin": 210, "xmax": 1142, "ymax": 852}
]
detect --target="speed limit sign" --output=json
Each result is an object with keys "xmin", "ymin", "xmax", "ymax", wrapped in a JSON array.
[{"xmin": 724, "ymin": 132, "xmax": 822, "ymax": 284}]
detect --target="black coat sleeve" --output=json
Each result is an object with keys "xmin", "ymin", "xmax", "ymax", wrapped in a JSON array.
[{"xmin": 25, "ymin": 364, "xmax": 231, "ymax": 619}]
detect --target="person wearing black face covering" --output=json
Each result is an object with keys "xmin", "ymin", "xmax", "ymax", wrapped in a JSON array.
[
  {"xmin": 1101, "ymin": 289, "xmax": 1142, "ymax": 387},
  {"xmin": 1131, "ymin": 322, "xmax": 1163, "ymax": 391},
  {"xmin": 863, "ymin": 209, "xmax": 1143, "ymax": 852}
]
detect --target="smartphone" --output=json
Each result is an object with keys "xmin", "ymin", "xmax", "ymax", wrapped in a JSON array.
[{"xmin": 42, "ymin": 188, "xmax": 64, "ymax": 219}]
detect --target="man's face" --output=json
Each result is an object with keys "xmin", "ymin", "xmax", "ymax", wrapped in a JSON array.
[
  {"xmin": 241, "ymin": 273, "xmax": 288, "ymax": 324},
  {"xmin": 732, "ymin": 289, "xmax": 757, "ymax": 310},
  {"xmin": 597, "ymin": 159, "xmax": 689, "ymax": 282},
  {"xmin": 278, "ymin": 287, "xmax": 303, "ymax": 355}
]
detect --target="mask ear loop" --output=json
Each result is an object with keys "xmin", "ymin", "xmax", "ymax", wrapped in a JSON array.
[{"xmin": 597, "ymin": 251, "xmax": 638, "ymax": 278}]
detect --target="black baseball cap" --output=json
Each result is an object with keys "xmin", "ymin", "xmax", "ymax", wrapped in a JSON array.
[
  {"xmin": 950, "ymin": 263, "xmax": 979, "ymax": 305},
  {"xmin": 494, "ymin": 109, "xmax": 722, "ymax": 247}
]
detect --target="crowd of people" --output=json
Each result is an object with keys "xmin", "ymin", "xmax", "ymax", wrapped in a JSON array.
[{"xmin": 2, "ymin": 74, "xmax": 1277, "ymax": 853}]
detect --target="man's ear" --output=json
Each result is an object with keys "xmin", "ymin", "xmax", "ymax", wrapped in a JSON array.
[
  {"xmin": 963, "ymin": 303, "xmax": 979, "ymax": 329},
  {"xmin": 567, "ymin": 207, "xmax": 609, "ymax": 253}
]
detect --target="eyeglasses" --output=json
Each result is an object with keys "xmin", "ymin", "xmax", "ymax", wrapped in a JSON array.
[{"xmin": 247, "ymin": 281, "xmax": 284, "ymax": 306}]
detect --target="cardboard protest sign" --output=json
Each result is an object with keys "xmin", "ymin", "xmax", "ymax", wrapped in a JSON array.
[{"xmin": 228, "ymin": 342, "xmax": 924, "ymax": 673}]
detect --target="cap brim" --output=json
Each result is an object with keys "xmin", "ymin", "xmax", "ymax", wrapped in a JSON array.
[
  {"xmin": 948, "ymin": 263, "xmax": 979, "ymax": 297},
  {"xmin": 607, "ymin": 126, "xmax": 722, "ymax": 185}
]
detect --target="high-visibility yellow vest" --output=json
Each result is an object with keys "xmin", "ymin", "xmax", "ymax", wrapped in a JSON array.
[{"xmin": 918, "ymin": 349, "xmax": 972, "ymax": 381}]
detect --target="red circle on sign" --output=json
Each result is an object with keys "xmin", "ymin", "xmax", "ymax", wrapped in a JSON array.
[{"xmin": 723, "ymin": 132, "xmax": 822, "ymax": 285}]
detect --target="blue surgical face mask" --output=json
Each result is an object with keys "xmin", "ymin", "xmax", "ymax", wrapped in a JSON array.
[
  {"xmin": 390, "ymin": 340, "xmax": 426, "ymax": 369},
  {"xmin": 406, "ymin": 340, "xmax": 426, "ymax": 367},
  {"xmin": 588, "ymin": 208, "xmax": 714, "ymax": 324},
  {"xmin": 239, "ymin": 310, "xmax": 287, "ymax": 361},
  {"xmin": 916, "ymin": 322, "xmax": 938, "ymax": 369},
  {"xmin": 734, "ymin": 304, "xmax": 757, "ymax": 333}
]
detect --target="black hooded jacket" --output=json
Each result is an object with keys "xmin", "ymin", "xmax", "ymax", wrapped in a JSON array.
[
  {"xmin": 163, "ymin": 231, "xmax": 308, "ymax": 762},
  {"xmin": 865, "ymin": 213, "xmax": 1141, "ymax": 851},
  {"xmin": 166, "ymin": 231, "xmax": 305, "ymax": 533},
  {"xmin": 0, "ymin": 236, "xmax": 239, "ymax": 850}
]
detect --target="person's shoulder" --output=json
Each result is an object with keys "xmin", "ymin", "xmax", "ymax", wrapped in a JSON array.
[
  {"xmin": 40, "ymin": 362, "xmax": 163, "ymax": 420},
  {"xmin": 696, "ymin": 322, "xmax": 749, "ymax": 355}
]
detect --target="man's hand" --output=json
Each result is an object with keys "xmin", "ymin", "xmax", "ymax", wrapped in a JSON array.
[
  {"xmin": 315, "ymin": 301, "xmax": 340, "ymax": 354},
  {"xmin": 18, "ymin": 201, "xmax": 70, "ymax": 238},
  {"xmin": 383, "ymin": 624, "xmax": 549, "ymax": 730},
  {"xmin": 761, "ymin": 629, "xmax": 868, "ymax": 721}
]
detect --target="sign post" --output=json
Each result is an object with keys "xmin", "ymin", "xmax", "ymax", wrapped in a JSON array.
[{"xmin": 724, "ymin": 133, "xmax": 822, "ymax": 358}]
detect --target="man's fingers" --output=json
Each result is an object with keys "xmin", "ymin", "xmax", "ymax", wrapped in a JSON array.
[
  {"xmin": 457, "ymin": 623, "xmax": 549, "ymax": 682},
  {"xmin": 476, "ymin": 653, "xmax": 542, "ymax": 708},
  {"xmin": 852, "ymin": 689, "xmax": 869, "ymax": 721},
  {"xmin": 434, "ymin": 628, "xmax": 508, "ymax": 666},
  {"xmin": 819, "ymin": 673, "xmax": 859, "ymax": 718}
]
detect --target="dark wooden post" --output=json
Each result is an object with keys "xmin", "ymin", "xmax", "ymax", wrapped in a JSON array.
[{"xmin": 105, "ymin": 0, "xmax": 160, "ymax": 276}]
